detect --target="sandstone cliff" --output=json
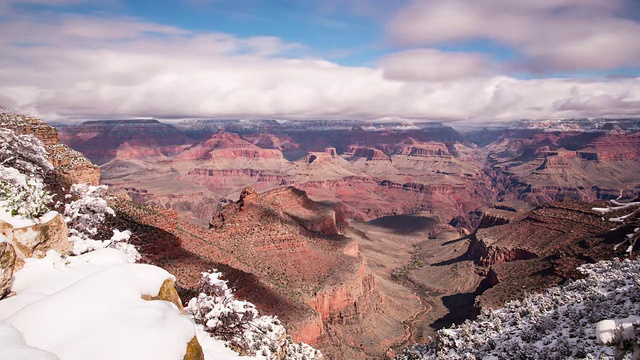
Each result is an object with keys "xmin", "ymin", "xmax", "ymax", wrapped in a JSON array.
[{"xmin": 486, "ymin": 130, "xmax": 640, "ymax": 205}]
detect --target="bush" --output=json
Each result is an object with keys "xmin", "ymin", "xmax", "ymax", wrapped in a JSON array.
[
  {"xmin": 64, "ymin": 183, "xmax": 140, "ymax": 262},
  {"xmin": 0, "ymin": 165, "xmax": 53, "ymax": 218},
  {"xmin": 398, "ymin": 258, "xmax": 640, "ymax": 360},
  {"xmin": 0, "ymin": 128, "xmax": 52, "ymax": 178},
  {"xmin": 187, "ymin": 271, "xmax": 322, "ymax": 359}
]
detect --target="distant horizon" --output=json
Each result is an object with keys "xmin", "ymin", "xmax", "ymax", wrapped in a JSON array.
[
  {"xmin": 1, "ymin": 0, "xmax": 640, "ymax": 122},
  {"xmin": 42, "ymin": 114, "xmax": 640, "ymax": 135}
]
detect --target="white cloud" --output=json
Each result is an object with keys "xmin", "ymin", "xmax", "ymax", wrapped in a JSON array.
[
  {"xmin": 0, "ymin": 12, "xmax": 638, "ymax": 122},
  {"xmin": 387, "ymin": 0, "xmax": 640, "ymax": 72},
  {"xmin": 379, "ymin": 49, "xmax": 491, "ymax": 81}
]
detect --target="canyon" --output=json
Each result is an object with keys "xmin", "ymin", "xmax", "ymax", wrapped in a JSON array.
[
  {"xmin": 50, "ymin": 117, "xmax": 640, "ymax": 358},
  {"xmin": 56, "ymin": 119, "xmax": 640, "ymax": 231}
]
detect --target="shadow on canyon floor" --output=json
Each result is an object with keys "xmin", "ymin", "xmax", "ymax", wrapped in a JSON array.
[
  {"xmin": 429, "ymin": 277, "xmax": 493, "ymax": 330},
  {"xmin": 368, "ymin": 214, "xmax": 438, "ymax": 235}
]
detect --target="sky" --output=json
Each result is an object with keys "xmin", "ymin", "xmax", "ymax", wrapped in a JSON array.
[{"xmin": 0, "ymin": 0, "xmax": 639, "ymax": 122}]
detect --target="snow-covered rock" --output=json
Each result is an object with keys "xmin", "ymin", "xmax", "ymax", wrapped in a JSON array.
[
  {"xmin": 0, "ymin": 249, "xmax": 202, "ymax": 360},
  {"xmin": 5, "ymin": 213, "xmax": 71, "ymax": 260},
  {"xmin": 398, "ymin": 258, "xmax": 640, "ymax": 360}
]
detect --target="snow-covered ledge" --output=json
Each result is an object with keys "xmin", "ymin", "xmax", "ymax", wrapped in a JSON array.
[{"xmin": 0, "ymin": 249, "xmax": 202, "ymax": 360}]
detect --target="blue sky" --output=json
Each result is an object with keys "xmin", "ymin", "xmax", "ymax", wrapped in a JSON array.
[
  {"xmin": 0, "ymin": 0, "xmax": 639, "ymax": 121},
  {"xmin": 9, "ymin": 0, "xmax": 402, "ymax": 66}
]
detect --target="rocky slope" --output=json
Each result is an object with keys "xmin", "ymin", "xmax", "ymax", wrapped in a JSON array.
[
  {"xmin": 466, "ymin": 199, "xmax": 623, "ymax": 310},
  {"xmin": 486, "ymin": 130, "xmax": 640, "ymax": 204},
  {"xmin": 107, "ymin": 185, "xmax": 418, "ymax": 358},
  {"xmin": 63, "ymin": 121, "xmax": 495, "ymax": 230},
  {"xmin": 55, "ymin": 120, "xmax": 640, "ymax": 230},
  {"xmin": 57, "ymin": 119, "xmax": 194, "ymax": 165}
]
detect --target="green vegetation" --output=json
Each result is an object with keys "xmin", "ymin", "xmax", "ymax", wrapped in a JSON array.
[{"xmin": 392, "ymin": 259, "xmax": 424, "ymax": 280}]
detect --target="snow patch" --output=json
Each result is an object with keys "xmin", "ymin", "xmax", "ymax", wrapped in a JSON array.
[{"xmin": 0, "ymin": 249, "xmax": 195, "ymax": 360}]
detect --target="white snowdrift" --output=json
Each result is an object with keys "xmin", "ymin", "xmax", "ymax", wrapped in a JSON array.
[
  {"xmin": 0, "ymin": 322, "xmax": 60, "ymax": 360},
  {"xmin": 0, "ymin": 249, "xmax": 195, "ymax": 360}
]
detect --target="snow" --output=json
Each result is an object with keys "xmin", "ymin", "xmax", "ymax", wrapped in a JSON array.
[
  {"xmin": 596, "ymin": 316, "xmax": 640, "ymax": 345},
  {"xmin": 592, "ymin": 201, "xmax": 640, "ymax": 215},
  {"xmin": 0, "ymin": 249, "xmax": 194, "ymax": 360},
  {"xmin": 0, "ymin": 248, "xmax": 259, "ymax": 360},
  {"xmin": 0, "ymin": 208, "xmax": 58, "ymax": 229},
  {"xmin": 399, "ymin": 258, "xmax": 640, "ymax": 360},
  {"xmin": 0, "ymin": 322, "xmax": 60, "ymax": 360},
  {"xmin": 110, "ymin": 228, "xmax": 131, "ymax": 242},
  {"xmin": 595, "ymin": 319, "xmax": 617, "ymax": 345},
  {"xmin": 195, "ymin": 325, "xmax": 248, "ymax": 360}
]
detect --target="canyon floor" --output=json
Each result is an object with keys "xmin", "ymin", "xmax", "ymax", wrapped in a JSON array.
[{"xmin": 347, "ymin": 213, "xmax": 483, "ymax": 353}]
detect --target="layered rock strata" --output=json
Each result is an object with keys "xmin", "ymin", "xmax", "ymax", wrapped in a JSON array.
[
  {"xmin": 468, "ymin": 200, "xmax": 621, "ymax": 311},
  {"xmin": 112, "ymin": 186, "xmax": 395, "ymax": 358}
]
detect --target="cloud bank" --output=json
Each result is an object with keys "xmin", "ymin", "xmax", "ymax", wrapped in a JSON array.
[
  {"xmin": 0, "ymin": 5, "xmax": 638, "ymax": 122},
  {"xmin": 387, "ymin": 0, "xmax": 640, "ymax": 73}
]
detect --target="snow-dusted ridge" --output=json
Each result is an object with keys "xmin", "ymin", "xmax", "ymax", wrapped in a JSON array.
[{"xmin": 398, "ymin": 258, "xmax": 640, "ymax": 360}]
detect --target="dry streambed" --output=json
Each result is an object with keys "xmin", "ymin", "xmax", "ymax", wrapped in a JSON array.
[{"xmin": 348, "ymin": 214, "xmax": 484, "ymax": 352}]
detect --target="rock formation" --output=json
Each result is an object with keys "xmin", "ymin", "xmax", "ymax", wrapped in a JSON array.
[
  {"xmin": 0, "ymin": 214, "xmax": 71, "ymax": 262},
  {"xmin": 111, "ymin": 186, "xmax": 414, "ymax": 358},
  {"xmin": 486, "ymin": 130, "xmax": 640, "ymax": 205},
  {"xmin": 58, "ymin": 120, "xmax": 495, "ymax": 228},
  {"xmin": 0, "ymin": 242, "xmax": 16, "ymax": 298},
  {"xmin": 41, "ymin": 116, "xmax": 640, "ymax": 356},
  {"xmin": 467, "ymin": 200, "xmax": 621, "ymax": 310},
  {"xmin": 344, "ymin": 146, "xmax": 390, "ymax": 161},
  {"xmin": 0, "ymin": 113, "xmax": 100, "ymax": 187},
  {"xmin": 58, "ymin": 119, "xmax": 194, "ymax": 164}
]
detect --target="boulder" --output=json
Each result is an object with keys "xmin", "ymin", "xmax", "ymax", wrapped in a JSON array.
[
  {"xmin": 183, "ymin": 336, "xmax": 205, "ymax": 360},
  {"xmin": 0, "ymin": 242, "xmax": 16, "ymax": 299},
  {"xmin": 141, "ymin": 278, "xmax": 185, "ymax": 313},
  {"xmin": 2, "ymin": 213, "xmax": 71, "ymax": 263},
  {"xmin": 141, "ymin": 277, "xmax": 203, "ymax": 360}
]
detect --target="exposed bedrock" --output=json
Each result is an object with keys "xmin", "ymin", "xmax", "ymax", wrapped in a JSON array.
[
  {"xmin": 0, "ymin": 114, "xmax": 100, "ymax": 187},
  {"xmin": 211, "ymin": 148, "xmax": 284, "ymax": 160},
  {"xmin": 307, "ymin": 263, "xmax": 380, "ymax": 326},
  {"xmin": 467, "ymin": 200, "xmax": 621, "ymax": 313},
  {"xmin": 344, "ymin": 146, "xmax": 390, "ymax": 161},
  {"xmin": 393, "ymin": 140, "xmax": 451, "ymax": 157}
]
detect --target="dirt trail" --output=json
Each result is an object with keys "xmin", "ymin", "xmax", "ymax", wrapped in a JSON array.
[{"xmin": 390, "ymin": 290, "xmax": 431, "ymax": 353}]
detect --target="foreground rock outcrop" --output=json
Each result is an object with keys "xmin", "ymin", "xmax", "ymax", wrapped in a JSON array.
[
  {"xmin": 1, "ymin": 214, "xmax": 71, "ymax": 261},
  {"xmin": 0, "ymin": 243, "xmax": 16, "ymax": 298}
]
